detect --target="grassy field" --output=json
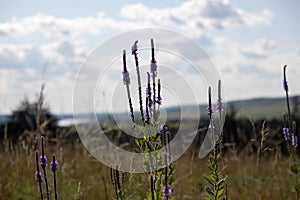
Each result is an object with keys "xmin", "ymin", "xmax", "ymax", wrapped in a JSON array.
[{"xmin": 0, "ymin": 137, "xmax": 297, "ymax": 200}]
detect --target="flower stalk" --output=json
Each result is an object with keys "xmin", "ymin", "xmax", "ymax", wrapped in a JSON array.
[
  {"xmin": 132, "ymin": 41, "xmax": 145, "ymax": 123},
  {"xmin": 35, "ymin": 150, "xmax": 44, "ymax": 200},
  {"xmin": 40, "ymin": 136, "xmax": 50, "ymax": 200}
]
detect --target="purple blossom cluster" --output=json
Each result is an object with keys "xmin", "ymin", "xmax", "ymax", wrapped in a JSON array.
[
  {"xmin": 144, "ymin": 112, "xmax": 150, "ymax": 122},
  {"xmin": 131, "ymin": 41, "xmax": 138, "ymax": 55},
  {"xmin": 146, "ymin": 85, "xmax": 152, "ymax": 98},
  {"xmin": 35, "ymin": 171, "xmax": 43, "ymax": 183},
  {"xmin": 216, "ymin": 97, "xmax": 224, "ymax": 112},
  {"xmin": 156, "ymin": 95, "xmax": 162, "ymax": 105},
  {"xmin": 283, "ymin": 127, "xmax": 289, "ymax": 141},
  {"xmin": 150, "ymin": 59, "xmax": 158, "ymax": 77},
  {"xmin": 206, "ymin": 105, "xmax": 213, "ymax": 118},
  {"xmin": 122, "ymin": 71, "xmax": 130, "ymax": 85},
  {"xmin": 292, "ymin": 135, "xmax": 298, "ymax": 148},
  {"xmin": 160, "ymin": 124, "xmax": 168, "ymax": 133},
  {"xmin": 283, "ymin": 127, "xmax": 298, "ymax": 148},
  {"xmin": 162, "ymin": 185, "xmax": 172, "ymax": 200},
  {"xmin": 148, "ymin": 98, "xmax": 153, "ymax": 108},
  {"xmin": 40, "ymin": 155, "xmax": 47, "ymax": 168},
  {"xmin": 50, "ymin": 161, "xmax": 58, "ymax": 172}
]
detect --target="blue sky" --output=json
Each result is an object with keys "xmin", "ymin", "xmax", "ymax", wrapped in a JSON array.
[{"xmin": 0, "ymin": 0, "xmax": 299, "ymax": 114}]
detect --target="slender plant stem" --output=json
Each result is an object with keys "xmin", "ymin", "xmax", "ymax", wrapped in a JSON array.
[
  {"xmin": 132, "ymin": 41, "xmax": 145, "ymax": 123},
  {"xmin": 163, "ymin": 131, "xmax": 169, "ymax": 200},
  {"xmin": 150, "ymin": 174, "xmax": 155, "ymax": 200},
  {"xmin": 123, "ymin": 50, "xmax": 135, "ymax": 123},
  {"xmin": 284, "ymin": 65, "xmax": 291, "ymax": 120},
  {"xmin": 36, "ymin": 150, "xmax": 44, "ymax": 200},
  {"xmin": 52, "ymin": 155, "xmax": 58, "ymax": 200},
  {"xmin": 126, "ymin": 85, "xmax": 135, "ymax": 123},
  {"xmin": 41, "ymin": 137, "xmax": 50, "ymax": 200}
]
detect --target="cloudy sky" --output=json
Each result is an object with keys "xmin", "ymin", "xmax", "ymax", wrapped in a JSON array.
[{"xmin": 0, "ymin": 0, "xmax": 300, "ymax": 114}]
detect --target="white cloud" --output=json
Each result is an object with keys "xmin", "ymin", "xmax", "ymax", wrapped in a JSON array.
[
  {"xmin": 121, "ymin": 0, "xmax": 271, "ymax": 32},
  {"xmin": 239, "ymin": 38, "xmax": 277, "ymax": 58},
  {"xmin": 0, "ymin": 0, "xmax": 271, "ymax": 40}
]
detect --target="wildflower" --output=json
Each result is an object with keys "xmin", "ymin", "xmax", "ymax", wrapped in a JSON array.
[
  {"xmin": 131, "ymin": 40, "xmax": 138, "ymax": 55},
  {"xmin": 40, "ymin": 155, "xmax": 47, "ymax": 168},
  {"xmin": 162, "ymin": 185, "xmax": 172, "ymax": 199},
  {"xmin": 156, "ymin": 95, "xmax": 162, "ymax": 105},
  {"xmin": 207, "ymin": 87, "xmax": 213, "ymax": 118},
  {"xmin": 50, "ymin": 160, "xmax": 58, "ymax": 172},
  {"xmin": 148, "ymin": 98, "xmax": 153, "ymax": 108},
  {"xmin": 145, "ymin": 112, "xmax": 150, "ymax": 123},
  {"xmin": 150, "ymin": 59, "xmax": 158, "ymax": 77},
  {"xmin": 122, "ymin": 70, "xmax": 130, "ymax": 85},
  {"xmin": 35, "ymin": 171, "xmax": 43, "ymax": 183},
  {"xmin": 216, "ymin": 97, "xmax": 224, "ymax": 112},
  {"xmin": 283, "ymin": 127, "xmax": 290, "ymax": 140},
  {"xmin": 206, "ymin": 105, "xmax": 213, "ymax": 118},
  {"xmin": 160, "ymin": 124, "xmax": 168, "ymax": 133},
  {"xmin": 122, "ymin": 50, "xmax": 131, "ymax": 85},
  {"xmin": 292, "ymin": 135, "xmax": 298, "ymax": 148},
  {"xmin": 146, "ymin": 85, "xmax": 152, "ymax": 98},
  {"xmin": 217, "ymin": 80, "xmax": 224, "ymax": 112},
  {"xmin": 147, "ymin": 140, "xmax": 152, "ymax": 149}
]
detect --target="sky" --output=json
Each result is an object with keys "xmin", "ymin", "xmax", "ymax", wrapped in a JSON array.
[{"xmin": 0, "ymin": 0, "xmax": 300, "ymax": 114}]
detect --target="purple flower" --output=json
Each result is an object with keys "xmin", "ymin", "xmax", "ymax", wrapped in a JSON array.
[
  {"xmin": 162, "ymin": 185, "xmax": 172, "ymax": 199},
  {"xmin": 283, "ymin": 79, "xmax": 288, "ymax": 92},
  {"xmin": 216, "ymin": 97, "xmax": 224, "ymax": 112},
  {"xmin": 122, "ymin": 70, "xmax": 130, "ymax": 85},
  {"xmin": 292, "ymin": 135, "xmax": 298, "ymax": 148},
  {"xmin": 147, "ymin": 140, "xmax": 152, "ymax": 149},
  {"xmin": 283, "ymin": 127, "xmax": 289, "ymax": 141},
  {"xmin": 150, "ymin": 59, "xmax": 158, "ymax": 77},
  {"xmin": 160, "ymin": 124, "xmax": 168, "ymax": 133},
  {"xmin": 146, "ymin": 86, "xmax": 152, "ymax": 98},
  {"xmin": 131, "ymin": 41, "xmax": 138, "ymax": 55},
  {"xmin": 35, "ymin": 171, "xmax": 43, "ymax": 183},
  {"xmin": 206, "ymin": 105, "xmax": 213, "ymax": 118},
  {"xmin": 156, "ymin": 96, "xmax": 162, "ymax": 105},
  {"xmin": 207, "ymin": 87, "xmax": 212, "ymax": 118},
  {"xmin": 145, "ymin": 112, "xmax": 150, "ymax": 122},
  {"xmin": 148, "ymin": 98, "xmax": 153, "ymax": 108},
  {"xmin": 40, "ymin": 155, "xmax": 47, "ymax": 168},
  {"xmin": 50, "ymin": 161, "xmax": 58, "ymax": 172}
]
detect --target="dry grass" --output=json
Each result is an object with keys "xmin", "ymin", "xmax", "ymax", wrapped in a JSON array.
[{"xmin": 0, "ymin": 139, "xmax": 297, "ymax": 200}]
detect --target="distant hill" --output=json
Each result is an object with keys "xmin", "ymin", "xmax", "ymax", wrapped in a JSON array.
[
  {"xmin": 0, "ymin": 96, "xmax": 299, "ymax": 126},
  {"xmin": 225, "ymin": 95, "xmax": 299, "ymax": 119}
]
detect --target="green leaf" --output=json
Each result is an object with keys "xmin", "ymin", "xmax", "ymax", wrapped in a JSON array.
[
  {"xmin": 211, "ymin": 173, "xmax": 218, "ymax": 181},
  {"xmin": 217, "ymin": 176, "xmax": 228, "ymax": 186},
  {"xmin": 205, "ymin": 186, "xmax": 215, "ymax": 197},
  {"xmin": 217, "ymin": 187, "xmax": 224, "ymax": 197},
  {"xmin": 203, "ymin": 176, "xmax": 214, "ymax": 186}
]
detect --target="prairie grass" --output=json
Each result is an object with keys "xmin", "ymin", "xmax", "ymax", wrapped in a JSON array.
[{"xmin": 0, "ymin": 139, "xmax": 296, "ymax": 200}]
